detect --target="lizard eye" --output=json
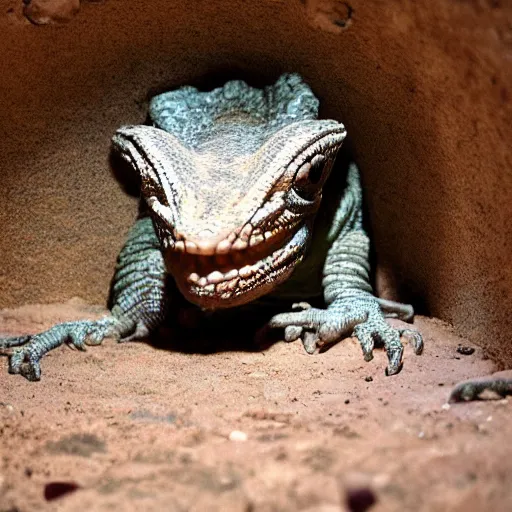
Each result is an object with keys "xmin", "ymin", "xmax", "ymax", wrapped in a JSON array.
[{"xmin": 293, "ymin": 154, "xmax": 333, "ymax": 201}]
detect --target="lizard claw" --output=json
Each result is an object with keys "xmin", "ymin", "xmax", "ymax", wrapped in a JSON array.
[
  {"xmin": 400, "ymin": 328, "xmax": 424, "ymax": 355},
  {"xmin": 353, "ymin": 319, "xmax": 404, "ymax": 375},
  {"xmin": 269, "ymin": 298, "xmax": 422, "ymax": 374},
  {"xmin": 2, "ymin": 317, "xmax": 132, "ymax": 381}
]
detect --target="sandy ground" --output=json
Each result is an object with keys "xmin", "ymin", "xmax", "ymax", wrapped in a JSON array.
[{"xmin": 1, "ymin": 300, "xmax": 511, "ymax": 511}]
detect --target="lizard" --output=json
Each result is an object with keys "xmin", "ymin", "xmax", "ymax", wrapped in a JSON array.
[{"xmin": 0, "ymin": 73, "xmax": 424, "ymax": 382}]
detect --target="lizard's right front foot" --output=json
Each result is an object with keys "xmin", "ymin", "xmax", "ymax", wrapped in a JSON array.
[{"xmin": 0, "ymin": 315, "xmax": 136, "ymax": 381}]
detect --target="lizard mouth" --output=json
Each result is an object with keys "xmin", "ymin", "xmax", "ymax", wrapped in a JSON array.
[{"xmin": 166, "ymin": 224, "xmax": 310, "ymax": 309}]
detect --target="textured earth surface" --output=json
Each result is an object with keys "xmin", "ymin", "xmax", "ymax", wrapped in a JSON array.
[{"xmin": 1, "ymin": 300, "xmax": 511, "ymax": 511}]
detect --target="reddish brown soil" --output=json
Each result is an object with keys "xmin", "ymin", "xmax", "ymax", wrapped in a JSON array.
[{"xmin": 1, "ymin": 301, "xmax": 511, "ymax": 511}]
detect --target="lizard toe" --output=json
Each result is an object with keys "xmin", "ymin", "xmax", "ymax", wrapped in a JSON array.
[
  {"xmin": 352, "ymin": 323, "xmax": 375, "ymax": 362},
  {"xmin": 269, "ymin": 307, "xmax": 360, "ymax": 354},
  {"xmin": 302, "ymin": 331, "xmax": 319, "ymax": 354},
  {"xmin": 9, "ymin": 347, "xmax": 42, "ymax": 381},
  {"xmin": 400, "ymin": 328, "xmax": 424, "ymax": 355},
  {"xmin": 353, "ymin": 321, "xmax": 404, "ymax": 375},
  {"xmin": 0, "ymin": 335, "xmax": 32, "ymax": 349},
  {"xmin": 284, "ymin": 325, "xmax": 303, "ymax": 342}
]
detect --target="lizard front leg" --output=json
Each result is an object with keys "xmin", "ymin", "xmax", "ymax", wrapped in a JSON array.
[
  {"xmin": 0, "ymin": 217, "xmax": 168, "ymax": 381},
  {"xmin": 269, "ymin": 164, "xmax": 423, "ymax": 375}
]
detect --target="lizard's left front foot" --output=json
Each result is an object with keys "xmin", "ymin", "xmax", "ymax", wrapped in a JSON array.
[{"xmin": 269, "ymin": 298, "xmax": 423, "ymax": 375}]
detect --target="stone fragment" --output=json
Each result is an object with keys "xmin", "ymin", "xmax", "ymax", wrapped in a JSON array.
[{"xmin": 23, "ymin": 0, "xmax": 80, "ymax": 25}]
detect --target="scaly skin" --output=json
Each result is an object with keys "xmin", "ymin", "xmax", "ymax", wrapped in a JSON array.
[
  {"xmin": 1, "ymin": 218, "xmax": 167, "ymax": 381},
  {"xmin": 1, "ymin": 73, "xmax": 422, "ymax": 380},
  {"xmin": 449, "ymin": 371, "xmax": 512, "ymax": 402},
  {"xmin": 268, "ymin": 164, "xmax": 422, "ymax": 374}
]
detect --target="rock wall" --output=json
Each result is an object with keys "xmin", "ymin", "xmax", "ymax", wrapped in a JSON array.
[{"xmin": 1, "ymin": 0, "xmax": 511, "ymax": 365}]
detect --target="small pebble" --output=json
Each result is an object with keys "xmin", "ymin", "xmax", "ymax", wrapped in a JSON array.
[
  {"xmin": 441, "ymin": 403, "xmax": 451, "ymax": 410},
  {"xmin": 345, "ymin": 486, "xmax": 377, "ymax": 512},
  {"xmin": 23, "ymin": 0, "xmax": 80, "ymax": 25},
  {"xmin": 229, "ymin": 430, "xmax": 248, "ymax": 442},
  {"xmin": 456, "ymin": 345, "xmax": 475, "ymax": 356},
  {"xmin": 365, "ymin": 376, "xmax": 373, "ymax": 382},
  {"xmin": 44, "ymin": 481, "xmax": 81, "ymax": 501},
  {"xmin": 248, "ymin": 371, "xmax": 267, "ymax": 378}
]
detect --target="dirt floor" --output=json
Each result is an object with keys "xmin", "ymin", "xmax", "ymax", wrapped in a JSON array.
[{"xmin": 1, "ymin": 300, "xmax": 511, "ymax": 512}]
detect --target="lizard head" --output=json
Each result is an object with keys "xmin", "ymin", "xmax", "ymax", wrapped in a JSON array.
[{"xmin": 112, "ymin": 75, "xmax": 346, "ymax": 309}]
